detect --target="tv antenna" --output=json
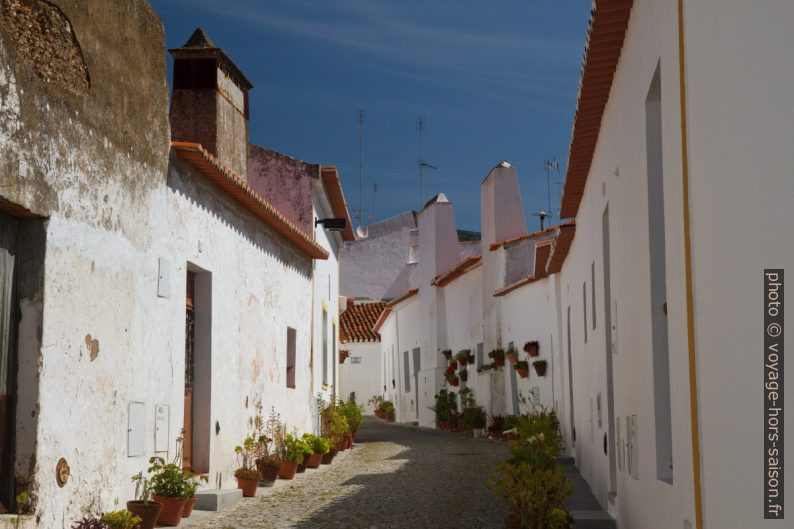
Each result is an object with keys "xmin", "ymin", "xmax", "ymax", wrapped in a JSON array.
[
  {"xmin": 418, "ymin": 117, "xmax": 436, "ymax": 207},
  {"xmin": 369, "ymin": 182, "xmax": 378, "ymax": 225},
  {"xmin": 532, "ymin": 159, "xmax": 560, "ymax": 230},
  {"xmin": 357, "ymin": 110, "xmax": 365, "ymax": 228}
]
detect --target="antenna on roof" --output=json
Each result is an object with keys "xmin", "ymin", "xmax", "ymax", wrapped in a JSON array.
[
  {"xmin": 418, "ymin": 117, "xmax": 437, "ymax": 208},
  {"xmin": 357, "ymin": 110, "xmax": 365, "ymax": 229},
  {"xmin": 369, "ymin": 182, "xmax": 378, "ymax": 225},
  {"xmin": 533, "ymin": 159, "xmax": 560, "ymax": 230}
]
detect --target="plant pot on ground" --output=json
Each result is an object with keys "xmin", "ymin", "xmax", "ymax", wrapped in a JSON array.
[
  {"xmin": 523, "ymin": 340, "xmax": 540, "ymax": 358},
  {"xmin": 278, "ymin": 461, "xmax": 298, "ymax": 479},
  {"xmin": 235, "ymin": 436, "xmax": 264, "ymax": 496},
  {"xmin": 126, "ymin": 501, "xmax": 162, "ymax": 529},
  {"xmin": 143, "ymin": 452, "xmax": 192, "ymax": 527},
  {"xmin": 321, "ymin": 448, "xmax": 338, "ymax": 464},
  {"xmin": 303, "ymin": 434, "xmax": 330, "ymax": 468},
  {"xmin": 256, "ymin": 460, "xmax": 280, "ymax": 482},
  {"xmin": 279, "ymin": 433, "xmax": 312, "ymax": 479},
  {"xmin": 513, "ymin": 360, "xmax": 529, "ymax": 379},
  {"xmin": 152, "ymin": 496, "xmax": 186, "ymax": 526},
  {"xmin": 533, "ymin": 360, "xmax": 548, "ymax": 377}
]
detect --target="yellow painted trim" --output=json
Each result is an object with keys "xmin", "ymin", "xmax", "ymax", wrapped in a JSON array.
[
  {"xmin": 321, "ymin": 301, "xmax": 328, "ymax": 312},
  {"xmin": 677, "ymin": 2, "xmax": 704, "ymax": 528}
]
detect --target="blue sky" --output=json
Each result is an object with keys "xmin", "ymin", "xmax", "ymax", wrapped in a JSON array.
[{"xmin": 151, "ymin": 0, "xmax": 592, "ymax": 231}]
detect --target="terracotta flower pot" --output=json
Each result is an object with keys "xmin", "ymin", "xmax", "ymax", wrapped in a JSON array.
[
  {"xmin": 297, "ymin": 462, "xmax": 307, "ymax": 473},
  {"xmin": 457, "ymin": 357, "xmax": 467, "ymax": 366},
  {"xmin": 278, "ymin": 461, "xmax": 298, "ymax": 479},
  {"xmin": 459, "ymin": 370, "xmax": 468, "ymax": 382},
  {"xmin": 525, "ymin": 343, "xmax": 540, "ymax": 357},
  {"xmin": 152, "ymin": 495, "xmax": 186, "ymax": 526},
  {"xmin": 321, "ymin": 448, "xmax": 338, "ymax": 464},
  {"xmin": 306, "ymin": 452, "xmax": 323, "ymax": 468},
  {"xmin": 493, "ymin": 357, "xmax": 505, "ymax": 367},
  {"xmin": 126, "ymin": 500, "xmax": 162, "ymax": 529},
  {"xmin": 345, "ymin": 433, "xmax": 353, "ymax": 449},
  {"xmin": 516, "ymin": 366, "xmax": 529, "ymax": 379},
  {"xmin": 237, "ymin": 477, "xmax": 259, "ymax": 497},
  {"xmin": 336, "ymin": 438, "xmax": 347, "ymax": 452},
  {"xmin": 256, "ymin": 460, "xmax": 280, "ymax": 482},
  {"xmin": 450, "ymin": 377, "xmax": 460, "ymax": 387},
  {"xmin": 506, "ymin": 350, "xmax": 519, "ymax": 364},
  {"xmin": 533, "ymin": 361, "xmax": 547, "ymax": 377},
  {"xmin": 467, "ymin": 354, "xmax": 475, "ymax": 364},
  {"xmin": 351, "ymin": 430, "xmax": 357, "ymax": 441},
  {"xmin": 182, "ymin": 496, "xmax": 196, "ymax": 518}
]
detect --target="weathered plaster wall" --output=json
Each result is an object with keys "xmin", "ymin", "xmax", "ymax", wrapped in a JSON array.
[
  {"xmin": 338, "ymin": 341, "xmax": 382, "ymax": 414},
  {"xmin": 247, "ymin": 144, "xmax": 314, "ymax": 237}
]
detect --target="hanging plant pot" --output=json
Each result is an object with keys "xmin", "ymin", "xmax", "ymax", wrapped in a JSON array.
[
  {"xmin": 516, "ymin": 366, "xmax": 529, "ymax": 379},
  {"xmin": 459, "ymin": 369, "xmax": 468, "ymax": 382},
  {"xmin": 441, "ymin": 349, "xmax": 453, "ymax": 360},
  {"xmin": 524, "ymin": 341, "xmax": 540, "ymax": 358},
  {"xmin": 488, "ymin": 349, "xmax": 505, "ymax": 366},
  {"xmin": 506, "ymin": 349, "xmax": 519, "ymax": 364},
  {"xmin": 450, "ymin": 376, "xmax": 460, "ymax": 387},
  {"xmin": 533, "ymin": 360, "xmax": 548, "ymax": 377},
  {"xmin": 126, "ymin": 500, "xmax": 162, "ymax": 529},
  {"xmin": 457, "ymin": 357, "xmax": 468, "ymax": 367},
  {"xmin": 467, "ymin": 354, "xmax": 475, "ymax": 364},
  {"xmin": 339, "ymin": 350, "xmax": 350, "ymax": 364}
]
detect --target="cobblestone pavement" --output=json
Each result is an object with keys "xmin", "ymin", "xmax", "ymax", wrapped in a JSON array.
[{"xmin": 180, "ymin": 417, "xmax": 509, "ymax": 529}]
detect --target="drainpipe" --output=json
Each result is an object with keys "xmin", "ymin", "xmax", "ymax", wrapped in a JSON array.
[{"xmin": 677, "ymin": 1, "xmax": 704, "ymax": 528}]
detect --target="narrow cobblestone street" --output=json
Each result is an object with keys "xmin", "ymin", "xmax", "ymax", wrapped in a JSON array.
[{"xmin": 181, "ymin": 418, "xmax": 509, "ymax": 529}]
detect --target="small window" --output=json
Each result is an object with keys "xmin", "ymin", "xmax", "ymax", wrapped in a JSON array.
[
  {"xmin": 583, "ymin": 282, "xmax": 588, "ymax": 344},
  {"xmin": 322, "ymin": 309, "xmax": 328, "ymax": 385},
  {"xmin": 286, "ymin": 327, "xmax": 296, "ymax": 389},
  {"xmin": 476, "ymin": 343, "xmax": 484, "ymax": 366},
  {"xmin": 590, "ymin": 261, "xmax": 595, "ymax": 330},
  {"xmin": 404, "ymin": 351, "xmax": 411, "ymax": 391}
]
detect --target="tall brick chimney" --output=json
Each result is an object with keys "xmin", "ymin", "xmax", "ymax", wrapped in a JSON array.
[{"xmin": 169, "ymin": 28, "xmax": 253, "ymax": 176}]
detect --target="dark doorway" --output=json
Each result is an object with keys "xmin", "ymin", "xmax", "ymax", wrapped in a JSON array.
[
  {"xmin": 183, "ymin": 271, "xmax": 196, "ymax": 470},
  {"xmin": 0, "ymin": 212, "xmax": 19, "ymax": 513}
]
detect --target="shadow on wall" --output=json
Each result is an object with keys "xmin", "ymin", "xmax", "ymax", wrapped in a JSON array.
[
  {"xmin": 166, "ymin": 154, "xmax": 312, "ymax": 279},
  {"xmin": 293, "ymin": 419, "xmax": 509, "ymax": 528}
]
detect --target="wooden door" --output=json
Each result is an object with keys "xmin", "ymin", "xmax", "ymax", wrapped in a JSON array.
[
  {"xmin": 183, "ymin": 272, "xmax": 196, "ymax": 470},
  {"xmin": 0, "ymin": 213, "xmax": 18, "ymax": 513}
]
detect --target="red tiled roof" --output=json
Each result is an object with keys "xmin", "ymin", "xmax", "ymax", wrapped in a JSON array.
[
  {"xmin": 546, "ymin": 222, "xmax": 576, "ymax": 274},
  {"xmin": 172, "ymin": 142, "xmax": 329, "ymax": 259},
  {"xmin": 320, "ymin": 166, "xmax": 355, "ymax": 241},
  {"xmin": 489, "ymin": 225, "xmax": 559, "ymax": 251},
  {"xmin": 372, "ymin": 288, "xmax": 419, "ymax": 333},
  {"xmin": 494, "ymin": 274, "xmax": 536, "ymax": 297},
  {"xmin": 340, "ymin": 302, "xmax": 387, "ymax": 343},
  {"xmin": 559, "ymin": 0, "xmax": 634, "ymax": 219},
  {"xmin": 431, "ymin": 255, "xmax": 482, "ymax": 287}
]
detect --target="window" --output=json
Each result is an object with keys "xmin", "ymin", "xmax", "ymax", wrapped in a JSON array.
[
  {"xmin": 322, "ymin": 309, "xmax": 328, "ymax": 386},
  {"xmin": 286, "ymin": 327, "xmax": 296, "ymax": 389},
  {"xmin": 590, "ymin": 261, "xmax": 595, "ymax": 330},
  {"xmin": 476, "ymin": 343, "xmax": 484, "ymax": 366},
  {"xmin": 403, "ymin": 351, "xmax": 411, "ymax": 391},
  {"xmin": 646, "ymin": 63, "xmax": 673, "ymax": 483},
  {"xmin": 332, "ymin": 323, "xmax": 337, "ymax": 392},
  {"xmin": 583, "ymin": 282, "xmax": 588, "ymax": 344}
]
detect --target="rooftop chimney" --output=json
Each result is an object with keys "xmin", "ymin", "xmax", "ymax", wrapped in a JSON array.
[{"xmin": 169, "ymin": 28, "xmax": 253, "ymax": 176}]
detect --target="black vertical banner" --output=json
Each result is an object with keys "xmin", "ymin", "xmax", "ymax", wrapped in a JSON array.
[{"xmin": 764, "ymin": 270, "xmax": 784, "ymax": 519}]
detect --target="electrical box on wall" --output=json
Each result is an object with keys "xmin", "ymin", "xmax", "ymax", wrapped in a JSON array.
[
  {"xmin": 157, "ymin": 257, "xmax": 171, "ymax": 298},
  {"xmin": 128, "ymin": 401, "xmax": 145, "ymax": 457},
  {"xmin": 155, "ymin": 404, "xmax": 170, "ymax": 453}
]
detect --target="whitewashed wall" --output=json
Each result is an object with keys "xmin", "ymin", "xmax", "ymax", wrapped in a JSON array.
[
  {"xmin": 378, "ymin": 296, "xmax": 421, "ymax": 424},
  {"xmin": 339, "ymin": 341, "xmax": 382, "ymax": 414}
]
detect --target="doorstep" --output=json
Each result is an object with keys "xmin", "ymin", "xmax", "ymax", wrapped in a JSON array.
[
  {"xmin": 561, "ymin": 460, "xmax": 616, "ymax": 529},
  {"xmin": 194, "ymin": 488, "xmax": 242, "ymax": 511}
]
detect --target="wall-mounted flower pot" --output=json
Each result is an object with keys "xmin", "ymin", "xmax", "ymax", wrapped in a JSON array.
[
  {"xmin": 278, "ymin": 461, "xmax": 298, "ymax": 480},
  {"xmin": 516, "ymin": 366, "xmax": 529, "ymax": 379},
  {"xmin": 152, "ymin": 495, "xmax": 186, "ymax": 526},
  {"xmin": 442, "ymin": 349, "xmax": 452, "ymax": 360},
  {"xmin": 457, "ymin": 357, "xmax": 468, "ymax": 367},
  {"xmin": 321, "ymin": 448, "xmax": 338, "ymax": 464},
  {"xmin": 450, "ymin": 377, "xmax": 460, "ymax": 387},
  {"xmin": 459, "ymin": 369, "xmax": 468, "ymax": 382},
  {"xmin": 126, "ymin": 500, "xmax": 162, "ymax": 529},
  {"xmin": 533, "ymin": 360, "xmax": 547, "ymax": 377},
  {"xmin": 506, "ymin": 349, "xmax": 519, "ymax": 364},
  {"xmin": 524, "ymin": 342, "xmax": 540, "ymax": 358},
  {"xmin": 236, "ymin": 478, "xmax": 259, "ymax": 497},
  {"xmin": 467, "ymin": 354, "xmax": 475, "ymax": 364},
  {"xmin": 306, "ymin": 452, "xmax": 323, "ymax": 468},
  {"xmin": 182, "ymin": 496, "xmax": 196, "ymax": 518}
]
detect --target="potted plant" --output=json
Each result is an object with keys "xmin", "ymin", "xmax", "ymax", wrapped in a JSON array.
[
  {"xmin": 278, "ymin": 434, "xmax": 311, "ymax": 479},
  {"xmin": 456, "ymin": 350, "xmax": 469, "ymax": 367},
  {"xmin": 533, "ymin": 359, "xmax": 548, "ymax": 377},
  {"xmin": 341, "ymin": 398, "xmax": 363, "ymax": 446},
  {"xmin": 441, "ymin": 349, "xmax": 453, "ymax": 360},
  {"xmin": 506, "ymin": 346, "xmax": 519, "ymax": 364},
  {"xmin": 524, "ymin": 340, "xmax": 540, "ymax": 358},
  {"xmin": 148, "ymin": 455, "xmax": 189, "ymax": 526},
  {"xmin": 102, "ymin": 510, "xmax": 142, "ymax": 529},
  {"xmin": 302, "ymin": 434, "xmax": 329, "ymax": 468},
  {"xmin": 181, "ymin": 472, "xmax": 207, "ymax": 518},
  {"xmin": 459, "ymin": 368, "xmax": 468, "ymax": 382},
  {"xmin": 514, "ymin": 360, "xmax": 530, "ymax": 379},
  {"xmin": 488, "ymin": 348, "xmax": 505, "ymax": 367},
  {"xmin": 321, "ymin": 395, "xmax": 351, "ymax": 452},
  {"xmin": 476, "ymin": 363, "xmax": 492, "ymax": 374},
  {"xmin": 448, "ymin": 374, "xmax": 460, "ymax": 387},
  {"xmin": 488, "ymin": 415, "xmax": 506, "ymax": 440},
  {"xmin": 129, "ymin": 471, "xmax": 162, "ymax": 529},
  {"xmin": 234, "ymin": 436, "xmax": 263, "ymax": 497},
  {"xmin": 254, "ymin": 407, "xmax": 283, "ymax": 483}
]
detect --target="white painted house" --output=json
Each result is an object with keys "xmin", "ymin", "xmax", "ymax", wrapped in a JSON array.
[
  {"xmin": 0, "ymin": 11, "xmax": 350, "ymax": 527},
  {"xmin": 338, "ymin": 301, "xmax": 387, "ymax": 413}
]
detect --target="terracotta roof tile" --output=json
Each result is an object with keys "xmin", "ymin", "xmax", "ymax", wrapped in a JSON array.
[
  {"xmin": 431, "ymin": 255, "xmax": 482, "ymax": 287},
  {"xmin": 340, "ymin": 302, "xmax": 387, "ymax": 343}
]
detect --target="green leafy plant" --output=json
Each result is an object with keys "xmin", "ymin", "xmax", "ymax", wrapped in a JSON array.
[
  {"xmin": 147, "ymin": 456, "xmax": 189, "ymax": 498},
  {"xmin": 234, "ymin": 436, "xmax": 263, "ymax": 480},
  {"xmin": 430, "ymin": 388, "xmax": 458, "ymax": 426},
  {"xmin": 378, "ymin": 400, "xmax": 395, "ymax": 415},
  {"xmin": 302, "ymin": 433, "xmax": 331, "ymax": 454},
  {"xmin": 282, "ymin": 433, "xmax": 313, "ymax": 463},
  {"xmin": 341, "ymin": 398, "xmax": 364, "ymax": 432},
  {"xmin": 488, "ymin": 348, "xmax": 505, "ymax": 365},
  {"xmin": 514, "ymin": 360, "xmax": 529, "ymax": 369},
  {"xmin": 101, "ymin": 510, "xmax": 142, "ymax": 529},
  {"xmin": 321, "ymin": 394, "xmax": 350, "ymax": 442},
  {"xmin": 183, "ymin": 471, "xmax": 208, "ymax": 498}
]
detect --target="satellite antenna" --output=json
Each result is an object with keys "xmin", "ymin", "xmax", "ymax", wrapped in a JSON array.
[
  {"xmin": 357, "ymin": 110, "xmax": 365, "ymax": 228},
  {"xmin": 356, "ymin": 225, "xmax": 367, "ymax": 239},
  {"xmin": 418, "ymin": 117, "xmax": 436, "ymax": 207}
]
